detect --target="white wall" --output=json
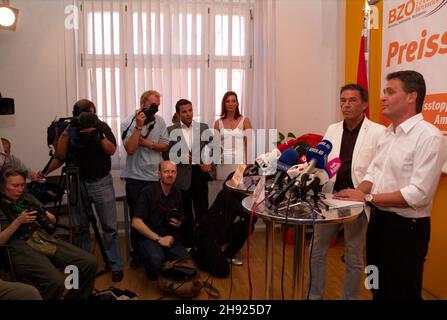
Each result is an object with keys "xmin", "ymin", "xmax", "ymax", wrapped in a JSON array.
[
  {"xmin": 275, "ymin": 0, "xmax": 345, "ymax": 138},
  {"xmin": 0, "ymin": 0, "xmax": 75, "ymax": 172}
]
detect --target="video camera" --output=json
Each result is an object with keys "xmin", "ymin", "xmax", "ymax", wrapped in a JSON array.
[{"xmin": 47, "ymin": 117, "xmax": 74, "ymax": 147}]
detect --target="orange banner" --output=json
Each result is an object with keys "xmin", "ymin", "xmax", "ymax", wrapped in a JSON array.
[{"xmin": 422, "ymin": 93, "xmax": 447, "ymax": 135}]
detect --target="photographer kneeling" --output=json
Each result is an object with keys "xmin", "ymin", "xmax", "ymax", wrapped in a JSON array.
[
  {"xmin": 0, "ymin": 166, "xmax": 98, "ymax": 300},
  {"xmin": 51, "ymin": 99, "xmax": 124, "ymax": 282},
  {"xmin": 131, "ymin": 160, "xmax": 194, "ymax": 280}
]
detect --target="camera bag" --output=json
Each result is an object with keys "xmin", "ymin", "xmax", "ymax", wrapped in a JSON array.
[
  {"xmin": 158, "ymin": 259, "xmax": 202, "ymax": 298},
  {"xmin": 25, "ymin": 229, "xmax": 58, "ymax": 257}
]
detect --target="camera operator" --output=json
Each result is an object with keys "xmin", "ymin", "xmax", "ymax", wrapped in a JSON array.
[
  {"xmin": 0, "ymin": 166, "xmax": 98, "ymax": 300},
  {"xmin": 51, "ymin": 99, "xmax": 124, "ymax": 282},
  {"xmin": 121, "ymin": 90, "xmax": 169, "ymax": 268},
  {"xmin": 131, "ymin": 160, "xmax": 193, "ymax": 280}
]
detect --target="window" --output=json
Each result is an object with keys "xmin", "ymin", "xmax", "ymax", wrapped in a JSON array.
[{"xmin": 75, "ymin": 0, "xmax": 267, "ymax": 169}]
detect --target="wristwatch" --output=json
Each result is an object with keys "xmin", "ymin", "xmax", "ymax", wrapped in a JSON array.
[
  {"xmin": 154, "ymin": 235, "xmax": 161, "ymax": 242},
  {"xmin": 365, "ymin": 194, "xmax": 374, "ymax": 206}
]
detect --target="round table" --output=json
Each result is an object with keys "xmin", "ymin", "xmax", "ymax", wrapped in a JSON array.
[{"xmin": 242, "ymin": 194, "xmax": 364, "ymax": 300}]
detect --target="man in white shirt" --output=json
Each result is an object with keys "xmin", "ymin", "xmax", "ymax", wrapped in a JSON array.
[
  {"xmin": 308, "ymin": 84, "xmax": 385, "ymax": 300},
  {"xmin": 164, "ymin": 99, "xmax": 214, "ymax": 247},
  {"xmin": 336, "ymin": 70, "xmax": 447, "ymax": 300}
]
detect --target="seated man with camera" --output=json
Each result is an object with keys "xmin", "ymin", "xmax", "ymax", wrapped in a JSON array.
[
  {"xmin": 0, "ymin": 166, "xmax": 98, "ymax": 299},
  {"xmin": 131, "ymin": 160, "xmax": 194, "ymax": 280},
  {"xmin": 51, "ymin": 99, "xmax": 124, "ymax": 282}
]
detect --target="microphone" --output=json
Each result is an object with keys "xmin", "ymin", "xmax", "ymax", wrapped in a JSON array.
[
  {"xmin": 246, "ymin": 144, "xmax": 306, "ymax": 176},
  {"xmin": 306, "ymin": 157, "xmax": 342, "ymax": 188},
  {"xmin": 300, "ymin": 139, "xmax": 333, "ymax": 184},
  {"xmin": 244, "ymin": 148, "xmax": 281, "ymax": 176},
  {"xmin": 323, "ymin": 157, "xmax": 342, "ymax": 180},
  {"xmin": 251, "ymin": 148, "xmax": 282, "ymax": 176},
  {"xmin": 287, "ymin": 163, "xmax": 308, "ymax": 179},
  {"xmin": 267, "ymin": 148, "xmax": 300, "ymax": 191},
  {"xmin": 266, "ymin": 140, "xmax": 333, "ymax": 207}
]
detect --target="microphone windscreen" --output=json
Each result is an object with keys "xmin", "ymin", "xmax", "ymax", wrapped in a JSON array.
[
  {"xmin": 324, "ymin": 157, "xmax": 342, "ymax": 178},
  {"xmin": 306, "ymin": 139, "xmax": 332, "ymax": 169},
  {"xmin": 276, "ymin": 148, "xmax": 300, "ymax": 171}
]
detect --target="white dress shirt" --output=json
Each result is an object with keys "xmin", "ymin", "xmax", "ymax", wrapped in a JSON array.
[
  {"xmin": 181, "ymin": 120, "xmax": 194, "ymax": 151},
  {"xmin": 363, "ymin": 113, "xmax": 447, "ymax": 218}
]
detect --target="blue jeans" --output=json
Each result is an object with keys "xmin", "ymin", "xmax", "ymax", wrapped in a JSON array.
[
  {"xmin": 308, "ymin": 212, "xmax": 368, "ymax": 300},
  {"xmin": 71, "ymin": 174, "xmax": 124, "ymax": 271},
  {"xmin": 138, "ymin": 238, "xmax": 193, "ymax": 274}
]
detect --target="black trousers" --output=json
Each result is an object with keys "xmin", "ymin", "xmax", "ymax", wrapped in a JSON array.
[
  {"xmin": 125, "ymin": 178, "xmax": 156, "ymax": 253},
  {"xmin": 366, "ymin": 208, "xmax": 430, "ymax": 300},
  {"xmin": 181, "ymin": 166, "xmax": 209, "ymax": 247}
]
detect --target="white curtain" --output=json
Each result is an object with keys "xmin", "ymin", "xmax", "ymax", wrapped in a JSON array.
[{"xmin": 74, "ymin": 0, "xmax": 276, "ymax": 169}]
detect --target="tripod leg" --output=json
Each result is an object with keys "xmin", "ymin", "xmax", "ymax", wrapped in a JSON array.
[{"xmin": 63, "ymin": 166, "xmax": 111, "ymax": 277}]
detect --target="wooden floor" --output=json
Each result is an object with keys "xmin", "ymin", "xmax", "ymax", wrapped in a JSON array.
[{"xmin": 93, "ymin": 229, "xmax": 375, "ymax": 300}]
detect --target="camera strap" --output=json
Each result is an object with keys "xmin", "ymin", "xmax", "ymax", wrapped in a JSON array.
[{"xmin": 121, "ymin": 115, "xmax": 136, "ymax": 141}]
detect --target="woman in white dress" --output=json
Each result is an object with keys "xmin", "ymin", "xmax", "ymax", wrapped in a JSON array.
[{"xmin": 213, "ymin": 91, "xmax": 252, "ymax": 181}]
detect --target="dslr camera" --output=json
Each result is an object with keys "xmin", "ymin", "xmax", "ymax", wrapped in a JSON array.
[
  {"xmin": 167, "ymin": 208, "xmax": 184, "ymax": 222},
  {"xmin": 142, "ymin": 103, "xmax": 159, "ymax": 123},
  {"xmin": 27, "ymin": 205, "xmax": 57, "ymax": 234}
]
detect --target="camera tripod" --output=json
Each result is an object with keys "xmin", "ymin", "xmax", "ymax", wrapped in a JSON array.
[{"xmin": 58, "ymin": 165, "xmax": 111, "ymax": 276}]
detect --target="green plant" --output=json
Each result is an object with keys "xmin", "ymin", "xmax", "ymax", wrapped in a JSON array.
[{"xmin": 276, "ymin": 131, "xmax": 296, "ymax": 146}]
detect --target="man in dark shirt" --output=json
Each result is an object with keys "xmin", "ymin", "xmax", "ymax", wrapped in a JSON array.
[
  {"xmin": 51, "ymin": 99, "xmax": 124, "ymax": 282},
  {"xmin": 132, "ymin": 160, "xmax": 193, "ymax": 280},
  {"xmin": 308, "ymin": 84, "xmax": 385, "ymax": 300}
]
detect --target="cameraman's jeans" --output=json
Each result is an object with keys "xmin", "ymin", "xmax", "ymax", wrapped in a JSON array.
[
  {"xmin": 308, "ymin": 212, "xmax": 368, "ymax": 300},
  {"xmin": 71, "ymin": 174, "xmax": 124, "ymax": 271}
]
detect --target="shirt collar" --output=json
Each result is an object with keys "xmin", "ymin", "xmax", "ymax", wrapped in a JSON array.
[
  {"xmin": 180, "ymin": 120, "xmax": 194, "ymax": 129},
  {"xmin": 156, "ymin": 181, "xmax": 175, "ymax": 197},
  {"xmin": 343, "ymin": 116, "xmax": 364, "ymax": 133},
  {"xmin": 387, "ymin": 113, "xmax": 423, "ymax": 135}
]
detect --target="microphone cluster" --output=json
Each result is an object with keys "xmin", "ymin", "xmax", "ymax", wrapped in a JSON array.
[{"xmin": 265, "ymin": 140, "xmax": 341, "ymax": 208}]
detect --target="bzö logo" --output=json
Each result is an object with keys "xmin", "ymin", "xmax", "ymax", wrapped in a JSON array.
[
  {"xmin": 388, "ymin": 0, "xmax": 415, "ymax": 24},
  {"xmin": 65, "ymin": 265, "xmax": 79, "ymax": 290}
]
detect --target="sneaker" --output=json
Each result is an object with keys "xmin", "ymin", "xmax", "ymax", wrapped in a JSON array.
[
  {"xmin": 228, "ymin": 258, "xmax": 243, "ymax": 266},
  {"xmin": 111, "ymin": 270, "xmax": 123, "ymax": 282}
]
